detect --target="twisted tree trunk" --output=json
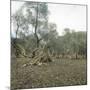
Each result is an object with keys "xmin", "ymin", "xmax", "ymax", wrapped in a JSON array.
[{"xmin": 34, "ymin": 3, "xmax": 40, "ymax": 48}]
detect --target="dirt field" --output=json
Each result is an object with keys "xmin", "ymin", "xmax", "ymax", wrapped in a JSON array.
[{"xmin": 11, "ymin": 57, "xmax": 87, "ymax": 90}]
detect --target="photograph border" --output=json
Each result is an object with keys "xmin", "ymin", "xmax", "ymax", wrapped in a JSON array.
[{"xmin": 10, "ymin": 0, "xmax": 88, "ymax": 89}]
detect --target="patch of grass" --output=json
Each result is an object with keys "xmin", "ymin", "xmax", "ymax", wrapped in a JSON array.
[{"xmin": 11, "ymin": 57, "xmax": 87, "ymax": 90}]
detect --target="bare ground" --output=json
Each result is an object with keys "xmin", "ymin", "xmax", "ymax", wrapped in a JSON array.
[{"xmin": 11, "ymin": 57, "xmax": 87, "ymax": 90}]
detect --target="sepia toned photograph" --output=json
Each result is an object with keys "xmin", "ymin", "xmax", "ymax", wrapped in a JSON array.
[{"xmin": 11, "ymin": 0, "xmax": 87, "ymax": 90}]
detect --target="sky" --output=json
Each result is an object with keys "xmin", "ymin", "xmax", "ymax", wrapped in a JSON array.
[{"xmin": 11, "ymin": 1, "xmax": 86, "ymax": 36}]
